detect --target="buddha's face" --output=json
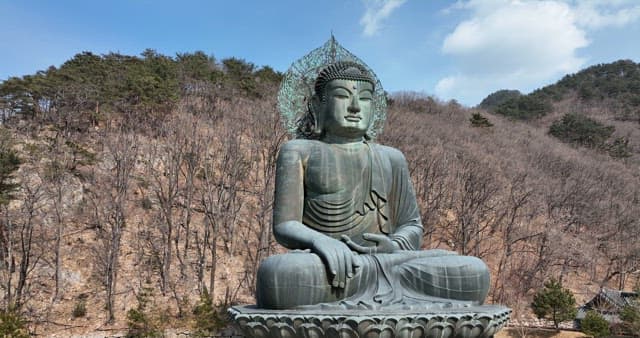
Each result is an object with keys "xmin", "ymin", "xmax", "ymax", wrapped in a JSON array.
[{"xmin": 320, "ymin": 79, "xmax": 374, "ymax": 140}]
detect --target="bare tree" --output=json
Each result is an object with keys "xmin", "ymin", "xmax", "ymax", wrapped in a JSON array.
[
  {"xmin": 42, "ymin": 132, "xmax": 69, "ymax": 302},
  {"xmin": 88, "ymin": 125, "xmax": 137, "ymax": 322},
  {"xmin": 490, "ymin": 173, "xmax": 540, "ymax": 304},
  {"xmin": 244, "ymin": 97, "xmax": 287, "ymax": 290},
  {"xmin": 198, "ymin": 113, "xmax": 249, "ymax": 296},
  {"xmin": 145, "ymin": 116, "xmax": 185, "ymax": 294},
  {"xmin": 409, "ymin": 145, "xmax": 450, "ymax": 246},
  {"xmin": 0, "ymin": 177, "xmax": 45, "ymax": 309},
  {"xmin": 443, "ymin": 154, "xmax": 500, "ymax": 257},
  {"xmin": 177, "ymin": 112, "xmax": 204, "ymax": 262}
]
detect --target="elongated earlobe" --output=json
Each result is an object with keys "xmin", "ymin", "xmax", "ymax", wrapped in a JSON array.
[{"xmin": 310, "ymin": 95, "xmax": 323, "ymax": 137}]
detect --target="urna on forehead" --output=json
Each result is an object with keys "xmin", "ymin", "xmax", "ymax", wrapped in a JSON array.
[{"xmin": 314, "ymin": 61, "xmax": 375, "ymax": 97}]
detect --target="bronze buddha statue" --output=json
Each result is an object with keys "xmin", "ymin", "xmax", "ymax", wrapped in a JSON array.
[{"xmin": 256, "ymin": 61, "xmax": 490, "ymax": 310}]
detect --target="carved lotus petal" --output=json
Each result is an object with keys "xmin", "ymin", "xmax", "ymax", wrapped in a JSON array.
[
  {"xmin": 297, "ymin": 323, "xmax": 325, "ymax": 338},
  {"xmin": 425, "ymin": 316, "xmax": 447, "ymax": 328},
  {"xmin": 265, "ymin": 315, "xmax": 279, "ymax": 327},
  {"xmin": 279, "ymin": 316, "xmax": 294, "ymax": 326},
  {"xmin": 250, "ymin": 315, "xmax": 264, "ymax": 325},
  {"xmin": 360, "ymin": 324, "xmax": 394, "ymax": 338},
  {"xmin": 424, "ymin": 320, "xmax": 454, "ymax": 338},
  {"xmin": 395, "ymin": 322, "xmax": 425, "ymax": 338},
  {"xmin": 235, "ymin": 314, "xmax": 252, "ymax": 327},
  {"xmin": 326, "ymin": 323, "xmax": 359, "ymax": 338},
  {"xmin": 455, "ymin": 319, "xmax": 484, "ymax": 338},
  {"xmin": 482, "ymin": 323, "xmax": 498, "ymax": 337},
  {"xmin": 429, "ymin": 315, "xmax": 445, "ymax": 322},
  {"xmin": 320, "ymin": 316, "xmax": 339, "ymax": 331},
  {"xmin": 414, "ymin": 315, "xmax": 433, "ymax": 328},
  {"xmin": 392, "ymin": 316, "xmax": 411, "ymax": 329},
  {"xmin": 457, "ymin": 315, "xmax": 473, "ymax": 322},
  {"xmin": 292, "ymin": 316, "xmax": 306, "ymax": 329},
  {"xmin": 475, "ymin": 315, "xmax": 492, "ymax": 328},
  {"xmin": 308, "ymin": 317, "xmax": 322, "ymax": 327},
  {"xmin": 246, "ymin": 322, "xmax": 270, "ymax": 338},
  {"xmin": 382, "ymin": 316, "xmax": 400, "ymax": 327},
  {"xmin": 355, "ymin": 318, "xmax": 378, "ymax": 334},
  {"xmin": 269, "ymin": 322, "xmax": 297, "ymax": 338},
  {"xmin": 343, "ymin": 318, "xmax": 362, "ymax": 330}
]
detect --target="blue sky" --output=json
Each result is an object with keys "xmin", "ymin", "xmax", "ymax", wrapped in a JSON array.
[{"xmin": 1, "ymin": 0, "xmax": 639, "ymax": 106}]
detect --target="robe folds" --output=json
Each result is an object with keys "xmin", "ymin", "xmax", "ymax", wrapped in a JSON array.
[{"xmin": 257, "ymin": 142, "xmax": 490, "ymax": 310}]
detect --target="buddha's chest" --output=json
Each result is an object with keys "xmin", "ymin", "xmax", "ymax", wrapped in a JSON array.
[{"xmin": 304, "ymin": 145, "xmax": 369, "ymax": 196}]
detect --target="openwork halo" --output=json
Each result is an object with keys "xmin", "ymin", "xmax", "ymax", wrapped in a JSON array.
[{"xmin": 277, "ymin": 36, "xmax": 387, "ymax": 140}]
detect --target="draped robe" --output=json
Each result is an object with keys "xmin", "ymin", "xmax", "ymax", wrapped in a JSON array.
[{"xmin": 256, "ymin": 140, "xmax": 490, "ymax": 310}]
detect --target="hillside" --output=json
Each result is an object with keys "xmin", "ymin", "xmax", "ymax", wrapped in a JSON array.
[
  {"xmin": 481, "ymin": 60, "xmax": 640, "ymax": 120},
  {"xmin": 1, "ymin": 54, "xmax": 639, "ymax": 336},
  {"xmin": 480, "ymin": 60, "xmax": 640, "ymax": 163}
]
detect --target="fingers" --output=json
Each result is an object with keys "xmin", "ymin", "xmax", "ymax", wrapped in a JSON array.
[
  {"xmin": 363, "ymin": 233, "xmax": 386, "ymax": 243},
  {"xmin": 317, "ymin": 238, "xmax": 359, "ymax": 289},
  {"xmin": 341, "ymin": 235, "xmax": 369, "ymax": 254},
  {"xmin": 324, "ymin": 251, "xmax": 342, "ymax": 289},
  {"xmin": 344, "ymin": 249, "xmax": 353, "ymax": 278},
  {"xmin": 362, "ymin": 233, "xmax": 396, "ymax": 253},
  {"xmin": 320, "ymin": 249, "xmax": 338, "ymax": 287},
  {"xmin": 334, "ymin": 246, "xmax": 345, "ymax": 288},
  {"xmin": 340, "ymin": 236, "xmax": 362, "ymax": 270}
]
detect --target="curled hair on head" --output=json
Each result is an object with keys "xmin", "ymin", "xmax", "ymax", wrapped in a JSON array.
[{"xmin": 314, "ymin": 61, "xmax": 375, "ymax": 101}]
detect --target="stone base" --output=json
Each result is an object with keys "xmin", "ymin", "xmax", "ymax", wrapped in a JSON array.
[{"xmin": 229, "ymin": 305, "xmax": 511, "ymax": 338}]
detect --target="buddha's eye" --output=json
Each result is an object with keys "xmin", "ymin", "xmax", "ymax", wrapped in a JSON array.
[
  {"xmin": 359, "ymin": 92, "xmax": 373, "ymax": 101},
  {"xmin": 331, "ymin": 88, "xmax": 351, "ymax": 99}
]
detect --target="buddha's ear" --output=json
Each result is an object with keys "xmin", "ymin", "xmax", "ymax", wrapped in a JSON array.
[
  {"xmin": 310, "ymin": 95, "xmax": 324, "ymax": 137},
  {"xmin": 365, "ymin": 114, "xmax": 375, "ymax": 140}
]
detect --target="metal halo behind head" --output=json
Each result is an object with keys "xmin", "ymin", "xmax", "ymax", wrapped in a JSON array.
[{"xmin": 277, "ymin": 36, "xmax": 387, "ymax": 140}]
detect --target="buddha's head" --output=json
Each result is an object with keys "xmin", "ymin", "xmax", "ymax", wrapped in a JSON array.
[{"xmin": 297, "ymin": 61, "xmax": 376, "ymax": 140}]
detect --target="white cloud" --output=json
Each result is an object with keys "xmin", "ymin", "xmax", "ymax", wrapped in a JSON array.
[
  {"xmin": 573, "ymin": 1, "xmax": 640, "ymax": 29},
  {"xmin": 360, "ymin": 0, "xmax": 406, "ymax": 37},
  {"xmin": 436, "ymin": 0, "xmax": 640, "ymax": 105}
]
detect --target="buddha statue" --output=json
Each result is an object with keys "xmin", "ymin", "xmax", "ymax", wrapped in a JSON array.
[{"xmin": 255, "ymin": 59, "xmax": 490, "ymax": 311}]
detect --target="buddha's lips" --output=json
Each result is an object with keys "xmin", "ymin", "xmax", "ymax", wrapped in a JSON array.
[{"xmin": 345, "ymin": 116, "xmax": 362, "ymax": 122}]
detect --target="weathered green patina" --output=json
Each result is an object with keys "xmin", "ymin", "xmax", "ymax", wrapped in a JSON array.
[{"xmin": 256, "ymin": 39, "xmax": 491, "ymax": 311}]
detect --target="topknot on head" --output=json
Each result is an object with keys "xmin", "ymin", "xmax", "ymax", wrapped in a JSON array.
[{"xmin": 314, "ymin": 61, "xmax": 375, "ymax": 100}]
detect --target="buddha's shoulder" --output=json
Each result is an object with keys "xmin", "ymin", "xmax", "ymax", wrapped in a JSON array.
[
  {"xmin": 370, "ymin": 143, "xmax": 408, "ymax": 164},
  {"xmin": 278, "ymin": 139, "xmax": 325, "ymax": 156}
]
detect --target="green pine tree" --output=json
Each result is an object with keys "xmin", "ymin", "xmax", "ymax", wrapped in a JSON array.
[
  {"xmin": 531, "ymin": 278, "xmax": 577, "ymax": 330},
  {"xmin": 620, "ymin": 283, "xmax": 640, "ymax": 337},
  {"xmin": 549, "ymin": 113, "xmax": 614, "ymax": 149},
  {"xmin": 0, "ymin": 308, "xmax": 29, "ymax": 338},
  {"xmin": 0, "ymin": 128, "xmax": 21, "ymax": 205},
  {"xmin": 581, "ymin": 311, "xmax": 610, "ymax": 338},
  {"xmin": 469, "ymin": 112, "xmax": 493, "ymax": 128},
  {"xmin": 191, "ymin": 287, "xmax": 228, "ymax": 337}
]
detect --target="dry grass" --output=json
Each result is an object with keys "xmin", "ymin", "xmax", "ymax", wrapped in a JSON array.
[{"xmin": 497, "ymin": 328, "xmax": 587, "ymax": 338}]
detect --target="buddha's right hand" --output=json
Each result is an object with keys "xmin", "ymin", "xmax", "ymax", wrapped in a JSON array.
[{"xmin": 310, "ymin": 236, "xmax": 360, "ymax": 289}]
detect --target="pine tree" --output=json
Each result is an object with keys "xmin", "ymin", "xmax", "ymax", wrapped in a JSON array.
[
  {"xmin": 581, "ymin": 311, "xmax": 610, "ymax": 338},
  {"xmin": 469, "ymin": 112, "xmax": 493, "ymax": 128},
  {"xmin": 531, "ymin": 279, "xmax": 577, "ymax": 330},
  {"xmin": 0, "ymin": 128, "xmax": 20, "ymax": 205},
  {"xmin": 620, "ymin": 284, "xmax": 640, "ymax": 336}
]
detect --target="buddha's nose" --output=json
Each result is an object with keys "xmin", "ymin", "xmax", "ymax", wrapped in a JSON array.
[{"xmin": 348, "ymin": 96, "xmax": 361, "ymax": 113}]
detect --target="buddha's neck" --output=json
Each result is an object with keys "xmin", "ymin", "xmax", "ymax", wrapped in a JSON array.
[{"xmin": 322, "ymin": 134, "xmax": 366, "ymax": 145}]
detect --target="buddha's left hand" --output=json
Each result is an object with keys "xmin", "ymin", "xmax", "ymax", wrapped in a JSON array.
[{"xmin": 341, "ymin": 233, "xmax": 400, "ymax": 254}]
